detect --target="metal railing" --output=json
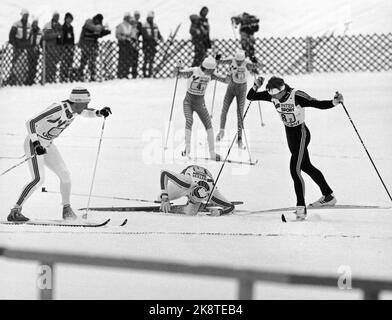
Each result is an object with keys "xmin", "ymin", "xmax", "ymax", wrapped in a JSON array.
[{"xmin": 1, "ymin": 247, "xmax": 392, "ymax": 300}]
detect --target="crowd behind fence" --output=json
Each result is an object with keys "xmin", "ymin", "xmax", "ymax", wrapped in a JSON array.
[{"xmin": 0, "ymin": 33, "xmax": 391, "ymax": 87}]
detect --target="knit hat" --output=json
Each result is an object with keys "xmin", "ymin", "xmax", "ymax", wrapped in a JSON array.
[
  {"xmin": 64, "ymin": 12, "xmax": 73, "ymax": 20},
  {"xmin": 94, "ymin": 14, "xmax": 104, "ymax": 23},
  {"xmin": 266, "ymin": 76, "xmax": 285, "ymax": 95},
  {"xmin": 20, "ymin": 8, "xmax": 29, "ymax": 16},
  {"xmin": 69, "ymin": 87, "xmax": 91, "ymax": 103},
  {"xmin": 234, "ymin": 49, "xmax": 245, "ymax": 61},
  {"xmin": 202, "ymin": 57, "xmax": 216, "ymax": 69}
]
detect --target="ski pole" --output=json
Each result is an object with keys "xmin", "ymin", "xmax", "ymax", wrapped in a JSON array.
[
  {"xmin": 41, "ymin": 187, "xmax": 160, "ymax": 204},
  {"xmin": 83, "ymin": 118, "xmax": 106, "ymax": 219},
  {"xmin": 164, "ymin": 70, "xmax": 180, "ymax": 150},
  {"xmin": 341, "ymin": 102, "xmax": 392, "ymax": 202},
  {"xmin": 0, "ymin": 155, "xmax": 35, "ymax": 177},
  {"xmin": 205, "ymin": 100, "xmax": 253, "ymax": 206},
  {"xmin": 210, "ymin": 80, "xmax": 217, "ymax": 118},
  {"xmin": 253, "ymin": 74, "xmax": 265, "ymax": 126},
  {"xmin": 237, "ymin": 105, "xmax": 253, "ymax": 163}
]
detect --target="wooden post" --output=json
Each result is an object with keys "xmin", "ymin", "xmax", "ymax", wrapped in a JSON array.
[
  {"xmin": 306, "ymin": 37, "xmax": 313, "ymax": 73},
  {"xmin": 41, "ymin": 41, "xmax": 46, "ymax": 85},
  {"xmin": 363, "ymin": 289, "xmax": 379, "ymax": 300},
  {"xmin": 0, "ymin": 42, "xmax": 6, "ymax": 87}
]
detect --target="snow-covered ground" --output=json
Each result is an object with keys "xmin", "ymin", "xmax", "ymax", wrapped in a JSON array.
[
  {"xmin": 1, "ymin": 0, "xmax": 392, "ymax": 45},
  {"xmin": 0, "ymin": 71, "xmax": 391, "ymax": 299}
]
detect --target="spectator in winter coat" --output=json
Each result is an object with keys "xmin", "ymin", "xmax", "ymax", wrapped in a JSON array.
[
  {"xmin": 7, "ymin": 9, "xmax": 31, "ymax": 85},
  {"xmin": 26, "ymin": 17, "xmax": 42, "ymax": 85},
  {"xmin": 78, "ymin": 14, "xmax": 111, "ymax": 81},
  {"xmin": 60, "ymin": 12, "xmax": 75, "ymax": 82},
  {"xmin": 190, "ymin": 7, "xmax": 211, "ymax": 67},
  {"xmin": 116, "ymin": 12, "xmax": 138, "ymax": 79},
  {"xmin": 231, "ymin": 12, "xmax": 260, "ymax": 62},
  {"xmin": 42, "ymin": 12, "xmax": 63, "ymax": 83},
  {"xmin": 141, "ymin": 11, "xmax": 163, "ymax": 78}
]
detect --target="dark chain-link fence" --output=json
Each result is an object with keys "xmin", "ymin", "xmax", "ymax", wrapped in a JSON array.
[{"xmin": 1, "ymin": 33, "xmax": 391, "ymax": 87}]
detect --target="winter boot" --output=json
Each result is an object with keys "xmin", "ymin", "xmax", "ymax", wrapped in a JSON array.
[
  {"xmin": 309, "ymin": 194, "xmax": 337, "ymax": 208},
  {"xmin": 7, "ymin": 206, "xmax": 29, "ymax": 222},
  {"xmin": 294, "ymin": 206, "xmax": 307, "ymax": 221},
  {"xmin": 63, "ymin": 204, "xmax": 77, "ymax": 220}
]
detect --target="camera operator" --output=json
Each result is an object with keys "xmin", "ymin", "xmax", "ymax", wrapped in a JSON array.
[{"xmin": 231, "ymin": 12, "xmax": 260, "ymax": 62}]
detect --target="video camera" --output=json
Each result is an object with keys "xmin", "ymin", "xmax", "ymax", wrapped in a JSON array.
[{"xmin": 231, "ymin": 12, "xmax": 260, "ymax": 35}]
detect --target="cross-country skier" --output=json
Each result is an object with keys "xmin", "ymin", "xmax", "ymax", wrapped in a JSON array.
[
  {"xmin": 159, "ymin": 165, "xmax": 235, "ymax": 216},
  {"xmin": 7, "ymin": 87, "xmax": 112, "ymax": 222},
  {"xmin": 215, "ymin": 49, "xmax": 260, "ymax": 148},
  {"xmin": 247, "ymin": 76, "xmax": 344, "ymax": 220},
  {"xmin": 174, "ymin": 56, "xmax": 230, "ymax": 160}
]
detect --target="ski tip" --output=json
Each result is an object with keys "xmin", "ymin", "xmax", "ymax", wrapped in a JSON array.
[
  {"xmin": 281, "ymin": 214, "xmax": 287, "ymax": 223},
  {"xmin": 120, "ymin": 219, "xmax": 128, "ymax": 227}
]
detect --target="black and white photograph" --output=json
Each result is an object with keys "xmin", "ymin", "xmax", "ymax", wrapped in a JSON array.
[{"xmin": 0, "ymin": 0, "xmax": 391, "ymax": 305}]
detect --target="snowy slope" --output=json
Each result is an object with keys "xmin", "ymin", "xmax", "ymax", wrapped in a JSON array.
[
  {"xmin": 0, "ymin": 71, "xmax": 391, "ymax": 299},
  {"xmin": 1, "ymin": 0, "xmax": 392, "ymax": 45}
]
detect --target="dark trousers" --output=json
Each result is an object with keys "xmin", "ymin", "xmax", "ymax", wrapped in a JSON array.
[
  {"xmin": 117, "ymin": 41, "xmax": 132, "ymax": 79},
  {"xmin": 130, "ymin": 47, "xmax": 139, "ymax": 78},
  {"xmin": 142, "ymin": 45, "xmax": 156, "ymax": 78},
  {"xmin": 60, "ymin": 45, "xmax": 75, "ymax": 82},
  {"xmin": 78, "ymin": 42, "xmax": 99, "ymax": 81},
  {"xmin": 7, "ymin": 47, "xmax": 27, "ymax": 86},
  {"xmin": 26, "ymin": 48, "xmax": 40, "ymax": 85},
  {"xmin": 286, "ymin": 124, "xmax": 333, "ymax": 206},
  {"xmin": 240, "ymin": 33, "xmax": 256, "ymax": 58},
  {"xmin": 192, "ymin": 40, "xmax": 208, "ymax": 67},
  {"xmin": 44, "ymin": 45, "xmax": 61, "ymax": 83}
]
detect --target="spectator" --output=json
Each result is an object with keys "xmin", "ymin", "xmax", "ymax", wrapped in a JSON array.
[
  {"xmin": 78, "ymin": 13, "xmax": 111, "ymax": 81},
  {"xmin": 190, "ymin": 7, "xmax": 211, "ymax": 67},
  {"xmin": 231, "ymin": 12, "xmax": 260, "ymax": 61},
  {"xmin": 189, "ymin": 14, "xmax": 204, "ymax": 67},
  {"xmin": 42, "ymin": 12, "xmax": 63, "ymax": 83},
  {"xmin": 60, "ymin": 12, "xmax": 75, "ymax": 82},
  {"xmin": 141, "ymin": 11, "xmax": 162, "ymax": 78},
  {"xmin": 26, "ymin": 16, "xmax": 42, "ymax": 85},
  {"xmin": 128, "ymin": 16, "xmax": 140, "ymax": 79},
  {"xmin": 7, "ymin": 9, "xmax": 31, "ymax": 86},
  {"xmin": 133, "ymin": 10, "xmax": 143, "ymax": 77},
  {"xmin": 115, "ymin": 12, "xmax": 133, "ymax": 79}
]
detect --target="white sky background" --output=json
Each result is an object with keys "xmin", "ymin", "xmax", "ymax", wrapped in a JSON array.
[{"xmin": 0, "ymin": 0, "xmax": 391, "ymax": 44}]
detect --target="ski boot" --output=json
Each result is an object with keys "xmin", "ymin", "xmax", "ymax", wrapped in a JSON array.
[
  {"xmin": 294, "ymin": 206, "xmax": 307, "ymax": 221},
  {"xmin": 63, "ymin": 204, "xmax": 77, "ymax": 220},
  {"xmin": 309, "ymin": 194, "xmax": 336, "ymax": 208},
  {"xmin": 7, "ymin": 206, "xmax": 29, "ymax": 222}
]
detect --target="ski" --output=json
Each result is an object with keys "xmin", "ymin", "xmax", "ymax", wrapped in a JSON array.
[
  {"xmin": 153, "ymin": 23, "xmax": 181, "ymax": 74},
  {"xmin": 247, "ymin": 204, "xmax": 392, "ymax": 215},
  {"xmin": 0, "ymin": 218, "xmax": 111, "ymax": 227},
  {"xmin": 190, "ymin": 157, "xmax": 258, "ymax": 166},
  {"xmin": 78, "ymin": 201, "xmax": 244, "ymax": 212}
]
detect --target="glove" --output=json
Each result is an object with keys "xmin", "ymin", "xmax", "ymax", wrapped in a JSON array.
[
  {"xmin": 333, "ymin": 91, "xmax": 344, "ymax": 106},
  {"xmin": 32, "ymin": 141, "xmax": 46, "ymax": 156},
  {"xmin": 98, "ymin": 107, "xmax": 112, "ymax": 118},
  {"xmin": 209, "ymin": 207, "xmax": 222, "ymax": 217},
  {"xmin": 215, "ymin": 53, "xmax": 221, "ymax": 61},
  {"xmin": 176, "ymin": 59, "xmax": 183, "ymax": 68},
  {"xmin": 160, "ymin": 193, "xmax": 171, "ymax": 213},
  {"xmin": 253, "ymin": 76, "xmax": 264, "ymax": 90}
]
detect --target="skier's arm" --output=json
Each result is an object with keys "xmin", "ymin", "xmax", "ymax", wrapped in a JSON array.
[
  {"xmin": 295, "ymin": 90, "xmax": 334, "ymax": 109},
  {"xmin": 80, "ymin": 107, "xmax": 112, "ymax": 118},
  {"xmin": 176, "ymin": 68, "xmax": 193, "ymax": 79},
  {"xmin": 211, "ymin": 72, "xmax": 230, "ymax": 83},
  {"xmin": 210, "ymin": 189, "xmax": 235, "ymax": 215},
  {"xmin": 246, "ymin": 87, "xmax": 271, "ymax": 102},
  {"xmin": 160, "ymin": 170, "xmax": 192, "ymax": 197}
]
